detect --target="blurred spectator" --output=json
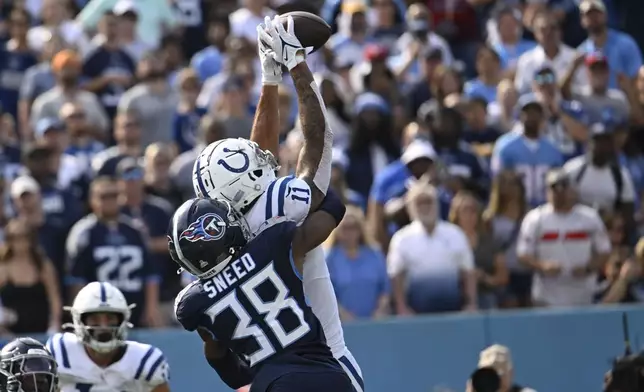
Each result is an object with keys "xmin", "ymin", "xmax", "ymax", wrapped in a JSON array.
[
  {"xmin": 344, "ymin": 92, "xmax": 399, "ymax": 199},
  {"xmin": 114, "ymin": 2, "xmax": 152, "ymax": 63},
  {"xmin": 18, "ymin": 32, "xmax": 64, "ymax": 139},
  {"xmin": 277, "ymin": 84, "xmax": 296, "ymax": 141},
  {"xmin": 462, "ymin": 97, "xmax": 502, "ymax": 157},
  {"xmin": 464, "ymin": 45, "xmax": 502, "ymax": 103},
  {"xmin": 490, "ymin": 79, "xmax": 518, "ymax": 132},
  {"xmin": 91, "ymin": 111, "xmax": 142, "ymax": 176},
  {"xmin": 515, "ymin": 12, "xmax": 586, "ymax": 95},
  {"xmin": 489, "ymin": 6, "xmax": 536, "ymax": 71},
  {"xmin": 483, "ymin": 170, "xmax": 531, "ymax": 308},
  {"xmin": 449, "ymin": 191, "xmax": 508, "ymax": 309},
  {"xmin": 578, "ymin": 0, "xmax": 642, "ymax": 89},
  {"xmin": 370, "ymin": 0, "xmax": 404, "ymax": 49},
  {"xmin": 0, "ymin": 8, "xmax": 38, "ymax": 124},
  {"xmin": 393, "ymin": 4, "xmax": 453, "ymax": 84},
  {"xmin": 83, "ymin": 10, "xmax": 136, "ymax": 120},
  {"xmin": 403, "ymin": 48, "xmax": 446, "ymax": 118},
  {"xmin": 65, "ymin": 176, "xmax": 161, "ymax": 327},
  {"xmin": 517, "ymin": 169, "xmax": 611, "ymax": 306},
  {"xmin": 491, "ymin": 95, "xmax": 563, "ymax": 207},
  {"xmin": 328, "ymin": 2, "xmax": 370, "ymax": 70},
  {"xmin": 330, "ymin": 148, "xmax": 365, "ymax": 210},
  {"xmin": 563, "ymin": 123, "xmax": 635, "ymax": 216},
  {"xmin": 430, "ymin": 65, "xmax": 463, "ymax": 107},
  {"xmin": 190, "ymin": 13, "xmax": 230, "ymax": 82},
  {"xmin": 214, "ymin": 76, "xmax": 253, "ymax": 139},
  {"xmin": 594, "ymin": 246, "xmax": 641, "ymax": 303},
  {"xmin": 388, "ymin": 182, "xmax": 477, "ymax": 314},
  {"xmin": 173, "ymin": 68, "xmax": 206, "ymax": 153},
  {"xmin": 143, "ymin": 143, "xmax": 182, "ymax": 208},
  {"xmin": 604, "ymin": 211, "xmax": 627, "ymax": 250},
  {"xmin": 118, "ymin": 51, "xmax": 178, "ymax": 148},
  {"xmin": 528, "ymin": 65, "xmax": 587, "ymax": 159},
  {"xmin": 60, "ymin": 101, "xmax": 105, "ymax": 175},
  {"xmin": 0, "ymin": 116, "xmax": 22, "ymax": 181},
  {"xmin": 0, "ymin": 218, "xmax": 61, "ymax": 334},
  {"xmin": 477, "ymin": 344, "xmax": 536, "ymax": 392},
  {"xmin": 116, "ymin": 157, "xmax": 173, "ymax": 325},
  {"xmin": 169, "ymin": 115, "xmax": 226, "ymax": 201},
  {"xmin": 229, "ymin": 0, "xmax": 274, "ymax": 43},
  {"xmin": 77, "ymin": 0, "xmax": 177, "ymax": 49},
  {"xmin": 615, "ymin": 125, "xmax": 644, "ymax": 206},
  {"xmin": 29, "ymin": 0, "xmax": 89, "ymax": 55},
  {"xmin": 325, "ymin": 206, "xmax": 390, "ymax": 320},
  {"xmin": 30, "ymin": 49, "xmax": 109, "ymax": 136},
  {"xmin": 159, "ymin": 34, "xmax": 186, "ymax": 86}
]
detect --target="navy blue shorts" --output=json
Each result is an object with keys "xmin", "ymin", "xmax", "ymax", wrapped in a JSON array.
[{"xmin": 260, "ymin": 370, "xmax": 354, "ymax": 392}]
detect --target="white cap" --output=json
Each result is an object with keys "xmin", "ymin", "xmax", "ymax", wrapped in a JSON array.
[
  {"xmin": 401, "ymin": 140, "xmax": 437, "ymax": 165},
  {"xmin": 10, "ymin": 176, "xmax": 40, "ymax": 199},
  {"xmin": 113, "ymin": 0, "xmax": 138, "ymax": 15},
  {"xmin": 478, "ymin": 344, "xmax": 512, "ymax": 375}
]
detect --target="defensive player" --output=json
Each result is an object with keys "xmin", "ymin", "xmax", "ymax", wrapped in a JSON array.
[
  {"xmin": 171, "ymin": 194, "xmax": 352, "ymax": 392},
  {"xmin": 192, "ymin": 16, "xmax": 364, "ymax": 391},
  {"xmin": 0, "ymin": 337, "xmax": 58, "ymax": 392},
  {"xmin": 46, "ymin": 282, "xmax": 170, "ymax": 392}
]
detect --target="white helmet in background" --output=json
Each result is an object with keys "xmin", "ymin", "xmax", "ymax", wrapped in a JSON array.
[
  {"xmin": 192, "ymin": 138, "xmax": 278, "ymax": 211},
  {"xmin": 65, "ymin": 282, "xmax": 134, "ymax": 354}
]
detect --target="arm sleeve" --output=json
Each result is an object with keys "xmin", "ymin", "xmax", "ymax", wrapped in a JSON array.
[
  {"xmin": 620, "ymin": 168, "xmax": 637, "ymax": 202},
  {"xmin": 19, "ymin": 67, "xmax": 36, "ymax": 100},
  {"xmin": 174, "ymin": 284, "xmax": 201, "ymax": 332},
  {"xmin": 387, "ymin": 231, "xmax": 406, "ymax": 277},
  {"xmin": 590, "ymin": 211, "xmax": 611, "ymax": 254},
  {"xmin": 516, "ymin": 210, "xmax": 539, "ymax": 257},
  {"xmin": 622, "ymin": 37, "xmax": 643, "ymax": 78},
  {"xmin": 452, "ymin": 227, "xmax": 475, "ymax": 271}
]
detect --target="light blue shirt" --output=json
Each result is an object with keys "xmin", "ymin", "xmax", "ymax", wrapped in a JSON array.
[{"xmin": 464, "ymin": 79, "xmax": 498, "ymax": 103}]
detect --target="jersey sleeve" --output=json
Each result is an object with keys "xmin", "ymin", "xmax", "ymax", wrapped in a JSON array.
[
  {"xmin": 265, "ymin": 176, "xmax": 311, "ymax": 224},
  {"xmin": 65, "ymin": 220, "xmax": 94, "ymax": 285},
  {"xmin": 174, "ymin": 283, "xmax": 204, "ymax": 332},
  {"xmin": 139, "ymin": 346, "xmax": 170, "ymax": 387}
]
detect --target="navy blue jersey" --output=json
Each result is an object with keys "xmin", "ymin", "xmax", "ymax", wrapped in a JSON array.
[
  {"xmin": 65, "ymin": 214, "xmax": 159, "ymax": 324},
  {"xmin": 82, "ymin": 46, "xmax": 135, "ymax": 115},
  {"xmin": 174, "ymin": 221, "xmax": 342, "ymax": 388},
  {"xmin": 0, "ymin": 46, "xmax": 37, "ymax": 119}
]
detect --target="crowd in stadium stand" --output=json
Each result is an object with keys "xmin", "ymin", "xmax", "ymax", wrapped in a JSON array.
[{"xmin": 1, "ymin": 0, "xmax": 644, "ymax": 335}]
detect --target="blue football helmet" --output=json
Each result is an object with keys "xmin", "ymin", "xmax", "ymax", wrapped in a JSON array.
[
  {"xmin": 168, "ymin": 198, "xmax": 251, "ymax": 279},
  {"xmin": 0, "ymin": 337, "xmax": 58, "ymax": 392}
]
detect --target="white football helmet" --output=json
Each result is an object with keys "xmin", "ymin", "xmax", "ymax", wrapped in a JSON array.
[
  {"xmin": 64, "ymin": 282, "xmax": 135, "ymax": 354},
  {"xmin": 192, "ymin": 138, "xmax": 278, "ymax": 211}
]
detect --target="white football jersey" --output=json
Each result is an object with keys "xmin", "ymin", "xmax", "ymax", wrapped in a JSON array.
[
  {"xmin": 245, "ymin": 175, "xmax": 363, "ymax": 390},
  {"xmin": 46, "ymin": 332, "xmax": 169, "ymax": 392}
]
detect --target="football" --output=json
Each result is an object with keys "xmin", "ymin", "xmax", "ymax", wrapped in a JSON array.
[{"xmin": 278, "ymin": 11, "xmax": 332, "ymax": 53}]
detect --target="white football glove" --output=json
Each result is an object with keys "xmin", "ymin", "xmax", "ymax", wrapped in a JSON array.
[
  {"xmin": 257, "ymin": 16, "xmax": 282, "ymax": 85},
  {"xmin": 257, "ymin": 15, "xmax": 306, "ymax": 71}
]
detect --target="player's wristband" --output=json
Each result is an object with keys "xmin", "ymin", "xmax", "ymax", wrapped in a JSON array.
[
  {"xmin": 317, "ymin": 189, "xmax": 346, "ymax": 226},
  {"xmin": 207, "ymin": 349, "xmax": 254, "ymax": 389}
]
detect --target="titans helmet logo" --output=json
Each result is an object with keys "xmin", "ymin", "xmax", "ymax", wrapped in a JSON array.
[{"xmin": 180, "ymin": 213, "xmax": 226, "ymax": 242}]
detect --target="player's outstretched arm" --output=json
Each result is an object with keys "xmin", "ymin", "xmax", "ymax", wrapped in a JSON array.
[
  {"xmin": 260, "ymin": 16, "xmax": 333, "ymax": 211},
  {"xmin": 291, "ymin": 189, "xmax": 345, "ymax": 271},
  {"xmin": 251, "ymin": 18, "xmax": 282, "ymax": 156}
]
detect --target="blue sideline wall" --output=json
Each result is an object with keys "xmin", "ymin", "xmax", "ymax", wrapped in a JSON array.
[{"xmin": 9, "ymin": 305, "xmax": 644, "ymax": 392}]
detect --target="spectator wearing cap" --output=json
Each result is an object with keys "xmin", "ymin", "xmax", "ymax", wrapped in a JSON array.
[
  {"xmin": 517, "ymin": 169, "xmax": 611, "ymax": 306},
  {"xmin": 491, "ymin": 95, "xmax": 563, "ymax": 207},
  {"xmin": 325, "ymin": 205, "xmax": 390, "ymax": 321},
  {"xmin": 113, "ymin": 1, "xmax": 153, "ymax": 63},
  {"xmin": 213, "ymin": 75, "xmax": 254, "ymax": 139},
  {"xmin": 10, "ymin": 174, "xmax": 75, "ymax": 287},
  {"xmin": 349, "ymin": 44, "xmax": 394, "ymax": 97},
  {"xmin": 28, "ymin": 0, "xmax": 90, "ymax": 55},
  {"xmin": 429, "ymin": 106, "xmax": 489, "ymax": 200},
  {"xmin": 33, "ymin": 117, "xmax": 86, "ymax": 197},
  {"xmin": 77, "ymin": 0, "xmax": 177, "ymax": 49},
  {"xmin": 118, "ymin": 51, "xmax": 178, "ymax": 148},
  {"xmin": 369, "ymin": 0, "xmax": 405, "ymax": 50},
  {"xmin": 60, "ymin": 101, "xmax": 105, "ymax": 176},
  {"xmin": 528, "ymin": 65, "xmax": 588, "ymax": 160},
  {"xmin": 83, "ymin": 10, "xmax": 136, "ymax": 120},
  {"xmin": 31, "ymin": 49, "xmax": 109, "ymax": 136},
  {"xmin": 343, "ymin": 92, "xmax": 399, "ymax": 201},
  {"xmin": 563, "ymin": 122, "xmax": 636, "ymax": 225},
  {"xmin": 561, "ymin": 52, "xmax": 632, "ymax": 126},
  {"xmin": 392, "ymin": 4, "xmax": 453, "ymax": 85},
  {"xmin": 330, "ymin": 148, "xmax": 365, "ymax": 211},
  {"xmin": 477, "ymin": 344, "xmax": 536, "ymax": 392},
  {"xmin": 169, "ymin": 115, "xmax": 226, "ymax": 202},
  {"xmin": 190, "ymin": 13, "xmax": 230, "ymax": 82},
  {"xmin": 116, "ymin": 157, "xmax": 173, "ymax": 324},
  {"xmin": 578, "ymin": 0, "xmax": 643, "ymax": 90},
  {"xmin": 388, "ymin": 181, "xmax": 477, "ymax": 314},
  {"xmin": 328, "ymin": 2, "xmax": 372, "ymax": 71},
  {"xmin": 172, "ymin": 68, "xmax": 207, "ymax": 153},
  {"xmin": 91, "ymin": 111, "xmax": 142, "ymax": 176},
  {"xmin": 488, "ymin": 6, "xmax": 536, "ymax": 71},
  {"xmin": 142, "ymin": 143, "xmax": 182, "ymax": 209},
  {"xmin": 464, "ymin": 45, "xmax": 503, "ymax": 104},
  {"xmin": 0, "ymin": 8, "xmax": 37, "ymax": 124},
  {"xmin": 18, "ymin": 32, "xmax": 63, "ymax": 140},
  {"xmin": 515, "ymin": 12, "xmax": 587, "ymax": 95}
]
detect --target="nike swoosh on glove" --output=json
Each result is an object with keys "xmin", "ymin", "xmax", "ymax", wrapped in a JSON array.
[{"xmin": 257, "ymin": 15, "xmax": 305, "ymax": 71}]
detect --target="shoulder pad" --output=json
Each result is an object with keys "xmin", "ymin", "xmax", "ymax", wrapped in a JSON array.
[
  {"xmin": 265, "ymin": 176, "xmax": 311, "ymax": 224},
  {"xmin": 46, "ymin": 332, "xmax": 80, "ymax": 370},
  {"xmin": 174, "ymin": 281, "xmax": 206, "ymax": 332},
  {"xmin": 128, "ymin": 342, "xmax": 170, "ymax": 386}
]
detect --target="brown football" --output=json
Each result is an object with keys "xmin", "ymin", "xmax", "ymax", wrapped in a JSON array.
[{"xmin": 278, "ymin": 11, "xmax": 332, "ymax": 53}]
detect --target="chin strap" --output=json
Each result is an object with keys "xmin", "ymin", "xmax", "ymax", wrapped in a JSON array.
[{"xmin": 310, "ymin": 80, "xmax": 333, "ymax": 196}]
